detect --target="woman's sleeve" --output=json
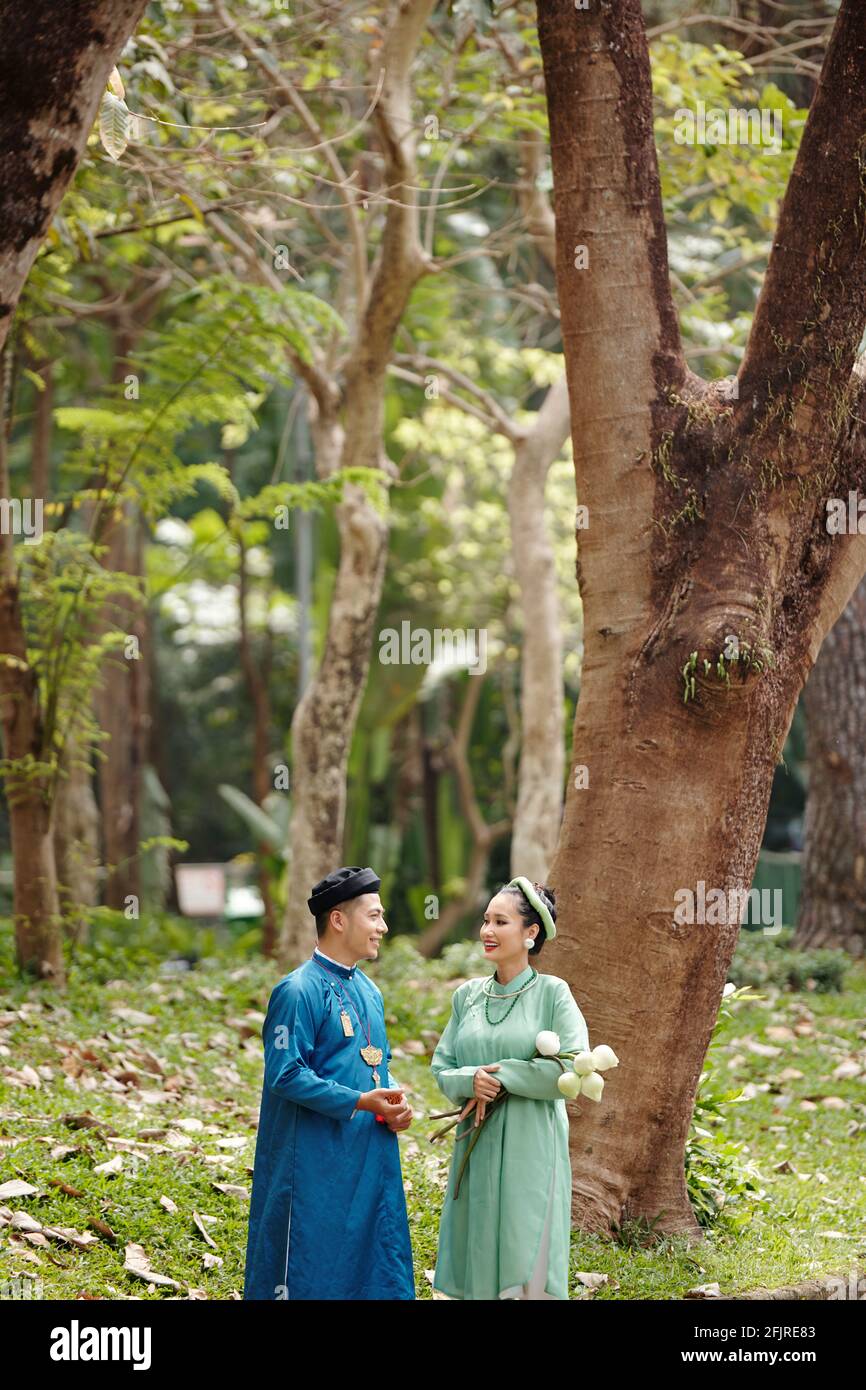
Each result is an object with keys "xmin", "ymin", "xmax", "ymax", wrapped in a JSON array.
[
  {"xmin": 263, "ymin": 980, "xmax": 363, "ymax": 1120},
  {"xmin": 493, "ymin": 980, "xmax": 590, "ymax": 1102},
  {"xmin": 430, "ymin": 988, "xmax": 479, "ymax": 1103}
]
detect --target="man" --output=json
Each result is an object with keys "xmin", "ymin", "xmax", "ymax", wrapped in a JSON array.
[{"xmin": 243, "ymin": 866, "xmax": 415, "ymax": 1300}]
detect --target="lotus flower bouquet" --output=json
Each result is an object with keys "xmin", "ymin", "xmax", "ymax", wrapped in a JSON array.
[
  {"xmin": 534, "ymin": 1029, "xmax": 619, "ymax": 1102},
  {"xmin": 429, "ymin": 1030, "xmax": 619, "ymax": 1198}
]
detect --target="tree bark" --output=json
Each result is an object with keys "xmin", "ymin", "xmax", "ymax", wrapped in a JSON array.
[
  {"xmin": 507, "ymin": 131, "xmax": 571, "ymax": 882},
  {"xmin": 36, "ymin": 368, "xmax": 100, "ymax": 934},
  {"xmin": 796, "ymin": 574, "xmax": 866, "ymax": 955},
  {"xmin": 95, "ymin": 307, "xmax": 159, "ymax": 914},
  {"xmin": 0, "ymin": 0, "xmax": 149, "ymax": 353},
  {"xmin": 537, "ymin": 0, "xmax": 866, "ymax": 1239},
  {"xmin": 508, "ymin": 373, "xmax": 570, "ymax": 882},
  {"xmin": 54, "ymin": 724, "xmax": 100, "ymax": 934},
  {"xmin": 96, "ymin": 498, "xmax": 147, "ymax": 911},
  {"xmin": 0, "ymin": 569, "xmax": 63, "ymax": 979},
  {"xmin": 235, "ymin": 509, "xmax": 278, "ymax": 958}
]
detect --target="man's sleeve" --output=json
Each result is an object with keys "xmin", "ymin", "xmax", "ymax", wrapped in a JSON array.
[{"xmin": 264, "ymin": 980, "xmax": 363, "ymax": 1120}]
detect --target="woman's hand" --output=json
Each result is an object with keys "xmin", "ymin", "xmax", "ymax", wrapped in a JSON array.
[
  {"xmin": 472, "ymin": 1063, "xmax": 501, "ymax": 1102},
  {"xmin": 458, "ymin": 1097, "xmax": 489, "ymax": 1129}
]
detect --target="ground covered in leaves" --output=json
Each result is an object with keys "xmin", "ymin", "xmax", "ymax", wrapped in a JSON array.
[{"xmin": 1, "ymin": 920, "xmax": 864, "ymax": 1300}]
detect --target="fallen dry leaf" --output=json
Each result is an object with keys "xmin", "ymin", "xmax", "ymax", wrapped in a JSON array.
[
  {"xmin": 123, "ymin": 1242, "xmax": 181, "ymax": 1288},
  {"xmin": 88, "ymin": 1218, "xmax": 117, "ymax": 1243},
  {"xmin": 47, "ymin": 1180, "xmax": 84, "ymax": 1198},
  {"xmin": 192, "ymin": 1212, "xmax": 218, "ymax": 1248},
  {"xmin": 0, "ymin": 1180, "xmax": 38, "ymax": 1200},
  {"xmin": 93, "ymin": 1154, "xmax": 123, "ymax": 1176},
  {"xmin": 62, "ymin": 1111, "xmax": 117, "ymax": 1136},
  {"xmin": 42, "ymin": 1224, "xmax": 99, "ymax": 1249},
  {"xmin": 211, "ymin": 1183, "xmax": 249, "ymax": 1199},
  {"xmin": 9, "ymin": 1211, "xmax": 43, "ymax": 1233},
  {"xmin": 111, "ymin": 1007, "xmax": 157, "ymax": 1027}
]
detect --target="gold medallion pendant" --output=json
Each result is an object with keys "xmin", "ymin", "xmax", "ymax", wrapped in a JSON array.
[{"xmin": 360, "ymin": 1044, "xmax": 383, "ymax": 1068}]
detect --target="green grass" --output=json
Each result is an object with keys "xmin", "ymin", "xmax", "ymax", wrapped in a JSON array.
[{"xmin": 1, "ymin": 921, "xmax": 864, "ymax": 1300}]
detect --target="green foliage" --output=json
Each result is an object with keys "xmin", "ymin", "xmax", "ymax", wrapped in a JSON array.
[
  {"xmin": 54, "ymin": 276, "xmax": 343, "ymax": 524},
  {"xmin": 685, "ymin": 986, "xmax": 771, "ymax": 1232},
  {"xmin": 60, "ymin": 907, "xmax": 218, "ymax": 982},
  {"xmin": 238, "ymin": 469, "xmax": 388, "ymax": 524},
  {"xmin": 0, "ymin": 532, "xmax": 140, "ymax": 807},
  {"xmin": 729, "ymin": 928, "xmax": 849, "ymax": 994},
  {"xmin": 609, "ymin": 1211, "xmax": 670, "ymax": 1251}
]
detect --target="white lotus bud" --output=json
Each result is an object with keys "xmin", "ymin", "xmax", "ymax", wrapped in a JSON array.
[
  {"xmin": 581, "ymin": 1071, "xmax": 604, "ymax": 1102},
  {"xmin": 590, "ymin": 1044, "xmax": 619, "ymax": 1072},
  {"xmin": 536, "ymin": 1030, "xmax": 561, "ymax": 1057},
  {"xmin": 572, "ymin": 1050, "xmax": 595, "ymax": 1076},
  {"xmin": 557, "ymin": 1071, "xmax": 582, "ymax": 1099}
]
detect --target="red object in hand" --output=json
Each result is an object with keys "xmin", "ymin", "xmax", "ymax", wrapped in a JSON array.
[{"xmin": 375, "ymin": 1114, "xmax": 386, "ymax": 1123}]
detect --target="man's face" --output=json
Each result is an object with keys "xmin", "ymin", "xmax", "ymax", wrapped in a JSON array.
[{"xmin": 339, "ymin": 893, "xmax": 388, "ymax": 961}]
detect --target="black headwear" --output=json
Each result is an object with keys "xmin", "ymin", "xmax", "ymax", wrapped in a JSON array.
[{"xmin": 307, "ymin": 866, "xmax": 381, "ymax": 918}]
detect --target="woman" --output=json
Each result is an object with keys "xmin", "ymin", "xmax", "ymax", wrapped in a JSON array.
[{"xmin": 430, "ymin": 877, "xmax": 589, "ymax": 1300}]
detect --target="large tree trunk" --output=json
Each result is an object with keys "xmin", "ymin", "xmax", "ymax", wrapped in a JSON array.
[
  {"xmin": 0, "ymin": 569, "xmax": 63, "ymax": 979},
  {"xmin": 508, "ymin": 373, "xmax": 570, "ymax": 882},
  {"xmin": 537, "ymin": 0, "xmax": 866, "ymax": 1239},
  {"xmin": 235, "ymin": 509, "xmax": 278, "ymax": 958},
  {"xmin": 96, "ymin": 498, "xmax": 148, "ymax": 911},
  {"xmin": 54, "ymin": 726, "xmax": 100, "ymax": 934},
  {"xmin": 282, "ymin": 0, "xmax": 436, "ymax": 962},
  {"xmin": 0, "ymin": 0, "xmax": 148, "ymax": 982},
  {"xmin": 796, "ymin": 575, "xmax": 866, "ymax": 955},
  {"xmin": 509, "ymin": 134, "xmax": 571, "ymax": 882},
  {"xmin": 0, "ymin": 339, "xmax": 63, "ymax": 980},
  {"xmin": 0, "ymin": 0, "xmax": 149, "ymax": 353},
  {"xmin": 95, "ymin": 307, "xmax": 162, "ymax": 914},
  {"xmin": 285, "ymin": 407, "xmax": 390, "ymax": 958}
]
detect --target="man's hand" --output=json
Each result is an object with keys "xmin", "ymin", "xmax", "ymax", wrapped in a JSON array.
[
  {"xmin": 356, "ymin": 1087, "xmax": 406, "ymax": 1118},
  {"xmin": 386, "ymin": 1099, "xmax": 413, "ymax": 1133}
]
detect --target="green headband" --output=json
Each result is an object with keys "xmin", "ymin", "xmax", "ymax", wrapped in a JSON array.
[{"xmin": 507, "ymin": 876, "xmax": 557, "ymax": 941}]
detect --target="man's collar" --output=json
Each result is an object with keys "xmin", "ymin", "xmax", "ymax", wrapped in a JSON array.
[{"xmin": 313, "ymin": 946, "xmax": 358, "ymax": 979}]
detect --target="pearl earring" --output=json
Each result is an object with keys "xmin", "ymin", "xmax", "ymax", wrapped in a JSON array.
[{"xmin": 525, "ymin": 938, "xmax": 535, "ymax": 949}]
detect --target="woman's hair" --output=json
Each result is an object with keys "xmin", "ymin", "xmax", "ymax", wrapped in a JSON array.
[{"xmin": 500, "ymin": 882, "xmax": 556, "ymax": 956}]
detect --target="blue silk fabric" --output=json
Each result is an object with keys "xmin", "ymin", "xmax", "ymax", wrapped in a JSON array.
[{"xmin": 243, "ymin": 951, "xmax": 415, "ymax": 1299}]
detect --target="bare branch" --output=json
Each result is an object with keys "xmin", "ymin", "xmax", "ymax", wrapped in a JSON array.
[
  {"xmin": 517, "ymin": 129, "xmax": 557, "ymax": 273},
  {"xmin": 212, "ymin": 0, "xmax": 369, "ymax": 310},
  {"xmin": 340, "ymin": 0, "xmax": 438, "ymax": 466},
  {"xmin": 393, "ymin": 351, "xmax": 524, "ymax": 440}
]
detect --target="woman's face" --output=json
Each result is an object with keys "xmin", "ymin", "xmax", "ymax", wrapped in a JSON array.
[{"xmin": 480, "ymin": 891, "xmax": 536, "ymax": 962}]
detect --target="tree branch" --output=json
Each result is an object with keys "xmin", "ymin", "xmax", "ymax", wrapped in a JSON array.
[
  {"xmin": 340, "ymin": 0, "xmax": 438, "ymax": 461},
  {"xmin": 212, "ymin": 0, "xmax": 369, "ymax": 311},
  {"xmin": 740, "ymin": 0, "xmax": 866, "ymax": 432}
]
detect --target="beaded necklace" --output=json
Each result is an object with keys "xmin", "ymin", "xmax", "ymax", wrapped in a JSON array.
[{"xmin": 482, "ymin": 967, "xmax": 538, "ymax": 1026}]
